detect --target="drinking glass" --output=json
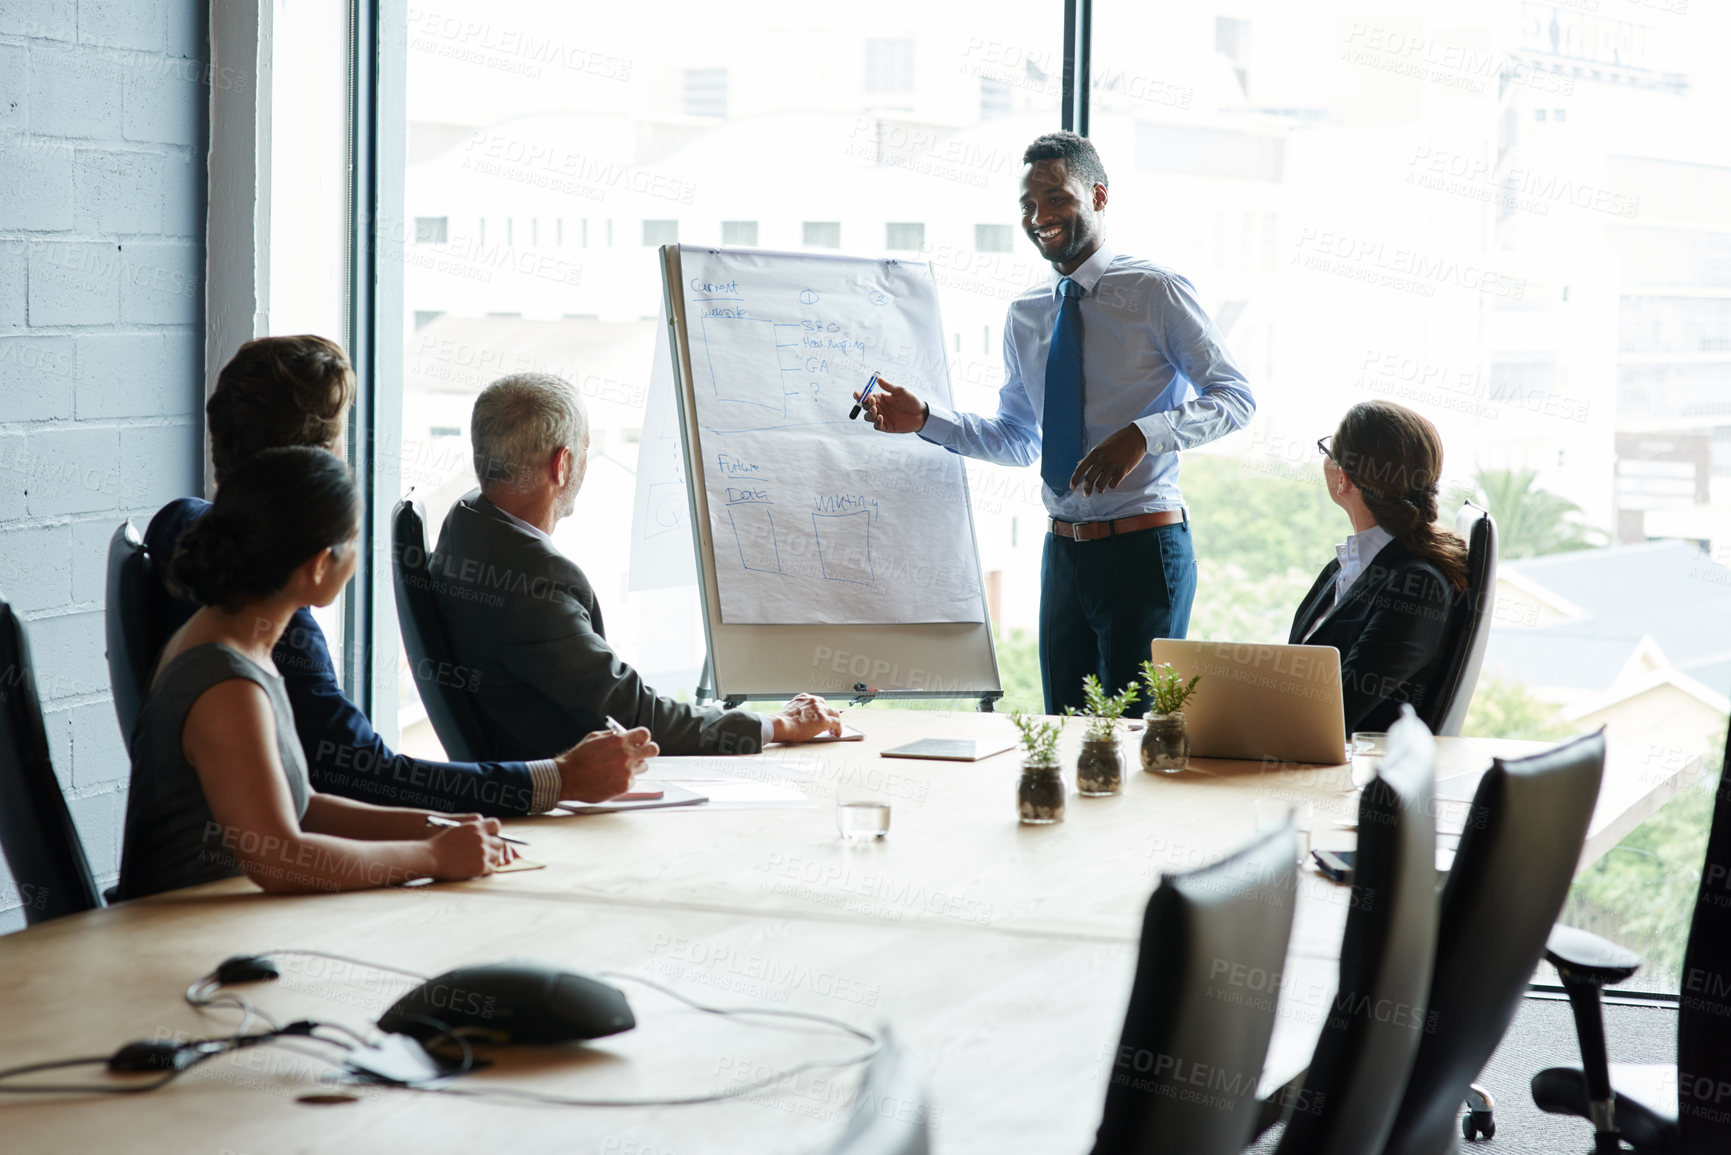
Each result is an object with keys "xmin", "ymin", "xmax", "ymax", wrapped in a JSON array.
[
  {"xmin": 1351, "ymin": 731, "xmax": 1389, "ymax": 790},
  {"xmin": 836, "ymin": 788, "xmax": 890, "ymax": 840}
]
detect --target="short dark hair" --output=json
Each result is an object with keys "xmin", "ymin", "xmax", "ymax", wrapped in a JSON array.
[
  {"xmin": 207, "ymin": 335, "xmax": 356, "ymax": 484},
  {"xmin": 172, "ymin": 447, "xmax": 359, "ymax": 611},
  {"xmin": 1022, "ymin": 131, "xmax": 1109, "ymax": 190}
]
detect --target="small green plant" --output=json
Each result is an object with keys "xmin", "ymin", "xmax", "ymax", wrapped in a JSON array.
[
  {"xmin": 1140, "ymin": 660, "xmax": 1201, "ymax": 715},
  {"xmin": 1066, "ymin": 674, "xmax": 1140, "ymax": 741},
  {"xmin": 1010, "ymin": 712, "xmax": 1064, "ymax": 765}
]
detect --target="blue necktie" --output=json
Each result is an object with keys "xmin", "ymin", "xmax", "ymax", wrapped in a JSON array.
[{"xmin": 1041, "ymin": 277, "xmax": 1085, "ymax": 496}]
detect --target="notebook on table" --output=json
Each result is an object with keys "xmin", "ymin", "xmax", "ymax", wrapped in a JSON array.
[
  {"xmin": 783, "ymin": 724, "xmax": 866, "ymax": 744},
  {"xmin": 880, "ymin": 738, "xmax": 1016, "ymax": 762},
  {"xmin": 556, "ymin": 782, "xmax": 708, "ymax": 814}
]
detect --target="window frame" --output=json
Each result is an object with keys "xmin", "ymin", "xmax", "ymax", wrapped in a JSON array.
[{"xmin": 344, "ymin": 0, "xmax": 407, "ymax": 732}]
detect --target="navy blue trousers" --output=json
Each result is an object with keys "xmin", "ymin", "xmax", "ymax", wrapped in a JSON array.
[{"xmin": 1038, "ymin": 519, "xmax": 1198, "ymax": 715}]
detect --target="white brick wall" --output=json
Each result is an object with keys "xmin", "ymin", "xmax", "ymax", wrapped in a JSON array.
[{"xmin": 0, "ymin": 0, "xmax": 206, "ymax": 933}]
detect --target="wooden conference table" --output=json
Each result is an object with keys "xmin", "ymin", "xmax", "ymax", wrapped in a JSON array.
[{"xmin": 0, "ymin": 711, "xmax": 1691, "ymax": 1154}]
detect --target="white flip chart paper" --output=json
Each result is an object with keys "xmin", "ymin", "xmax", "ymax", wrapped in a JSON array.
[{"xmin": 678, "ymin": 247, "xmax": 983, "ymax": 625}]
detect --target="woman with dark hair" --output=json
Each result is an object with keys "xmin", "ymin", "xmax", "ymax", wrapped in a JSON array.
[
  {"xmin": 1290, "ymin": 401, "xmax": 1469, "ymax": 734},
  {"xmin": 116, "ymin": 448, "xmax": 557, "ymax": 899}
]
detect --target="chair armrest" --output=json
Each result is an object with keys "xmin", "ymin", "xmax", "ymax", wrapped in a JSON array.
[
  {"xmin": 1545, "ymin": 926, "xmax": 1635, "ymax": 1120},
  {"xmin": 1545, "ymin": 924, "xmax": 1641, "ymax": 986}
]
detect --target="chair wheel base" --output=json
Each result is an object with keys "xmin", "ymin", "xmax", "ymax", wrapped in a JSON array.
[{"xmin": 1462, "ymin": 1108, "xmax": 1496, "ymax": 1141}]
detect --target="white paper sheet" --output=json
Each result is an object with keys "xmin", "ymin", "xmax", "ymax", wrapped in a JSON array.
[{"xmin": 678, "ymin": 247, "xmax": 984, "ymax": 625}]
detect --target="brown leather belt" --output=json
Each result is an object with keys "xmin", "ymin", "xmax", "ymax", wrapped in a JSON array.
[{"xmin": 1049, "ymin": 509, "xmax": 1185, "ymax": 542}]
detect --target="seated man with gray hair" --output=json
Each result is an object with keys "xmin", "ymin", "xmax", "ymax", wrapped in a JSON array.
[{"xmin": 432, "ymin": 373, "xmax": 841, "ymax": 757}]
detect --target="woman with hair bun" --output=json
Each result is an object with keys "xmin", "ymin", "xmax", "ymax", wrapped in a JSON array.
[
  {"xmin": 117, "ymin": 447, "xmax": 518, "ymax": 899},
  {"xmin": 1291, "ymin": 401, "xmax": 1469, "ymax": 734}
]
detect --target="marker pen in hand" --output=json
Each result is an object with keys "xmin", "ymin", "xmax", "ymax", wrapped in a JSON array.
[{"xmin": 849, "ymin": 370, "xmax": 882, "ymax": 420}]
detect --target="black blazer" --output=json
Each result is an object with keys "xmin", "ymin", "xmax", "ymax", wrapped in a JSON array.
[
  {"xmin": 1289, "ymin": 538, "xmax": 1457, "ymax": 734},
  {"xmin": 431, "ymin": 490, "xmax": 764, "ymax": 759}
]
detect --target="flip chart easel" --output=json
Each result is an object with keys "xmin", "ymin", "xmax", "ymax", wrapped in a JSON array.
[{"xmin": 657, "ymin": 244, "xmax": 1002, "ymax": 710}]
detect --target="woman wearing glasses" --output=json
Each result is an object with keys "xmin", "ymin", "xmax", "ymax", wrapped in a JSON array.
[{"xmin": 1292, "ymin": 401, "xmax": 1469, "ymax": 733}]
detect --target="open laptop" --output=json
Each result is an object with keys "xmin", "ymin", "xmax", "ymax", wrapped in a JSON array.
[{"xmin": 1147, "ymin": 639, "xmax": 1347, "ymax": 765}]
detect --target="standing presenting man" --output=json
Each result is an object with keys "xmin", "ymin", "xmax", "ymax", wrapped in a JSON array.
[{"xmin": 859, "ymin": 132, "xmax": 1254, "ymax": 713}]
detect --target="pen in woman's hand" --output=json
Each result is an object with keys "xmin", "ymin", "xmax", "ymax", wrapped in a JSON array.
[{"xmin": 425, "ymin": 814, "xmax": 529, "ymax": 847}]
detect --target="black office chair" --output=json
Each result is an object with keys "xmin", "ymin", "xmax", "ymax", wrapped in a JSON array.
[
  {"xmin": 1531, "ymin": 723, "xmax": 1731, "ymax": 1155},
  {"xmin": 817, "ymin": 1028, "xmax": 932, "ymax": 1155},
  {"xmin": 1379, "ymin": 728, "xmax": 1606, "ymax": 1155},
  {"xmin": 0, "ymin": 596, "xmax": 103, "ymax": 925},
  {"xmin": 1093, "ymin": 825, "xmax": 1299, "ymax": 1154},
  {"xmin": 1418, "ymin": 504, "xmax": 1497, "ymax": 738},
  {"xmin": 1275, "ymin": 706, "xmax": 1438, "ymax": 1155},
  {"xmin": 105, "ymin": 520, "xmax": 163, "ymax": 742},
  {"xmin": 391, "ymin": 494, "xmax": 492, "ymax": 761}
]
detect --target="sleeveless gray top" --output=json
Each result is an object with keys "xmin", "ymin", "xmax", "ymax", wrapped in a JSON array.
[{"xmin": 116, "ymin": 643, "xmax": 310, "ymax": 900}]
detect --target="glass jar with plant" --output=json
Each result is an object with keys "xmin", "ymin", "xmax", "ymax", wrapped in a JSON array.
[
  {"xmin": 1011, "ymin": 713, "xmax": 1066, "ymax": 824},
  {"xmin": 1066, "ymin": 674, "xmax": 1139, "ymax": 795},
  {"xmin": 1139, "ymin": 660, "xmax": 1201, "ymax": 774}
]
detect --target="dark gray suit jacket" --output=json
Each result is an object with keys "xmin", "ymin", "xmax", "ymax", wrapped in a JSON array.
[{"xmin": 431, "ymin": 489, "xmax": 764, "ymax": 758}]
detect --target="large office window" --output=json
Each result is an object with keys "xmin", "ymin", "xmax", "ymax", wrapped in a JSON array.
[
  {"xmin": 394, "ymin": 1, "xmax": 1062, "ymax": 754},
  {"xmin": 1089, "ymin": 0, "xmax": 1731, "ymax": 992},
  {"xmin": 378, "ymin": 0, "xmax": 1730, "ymax": 994}
]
